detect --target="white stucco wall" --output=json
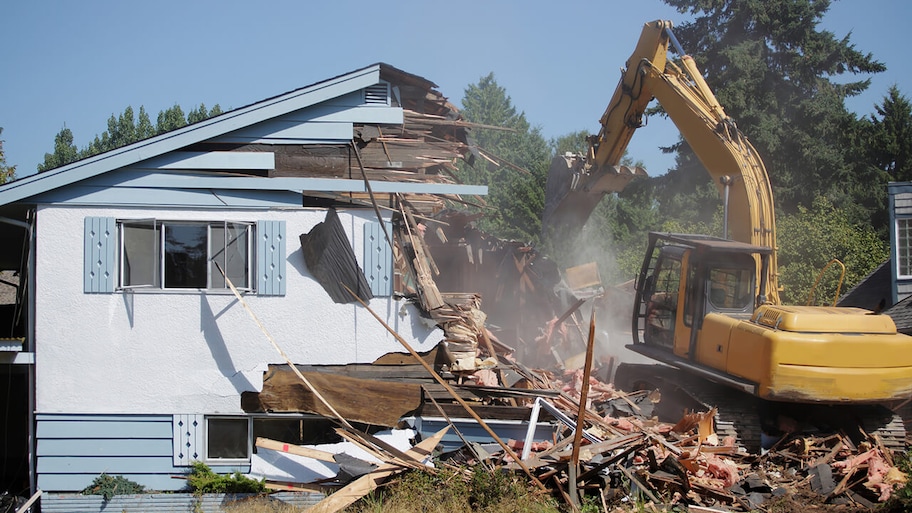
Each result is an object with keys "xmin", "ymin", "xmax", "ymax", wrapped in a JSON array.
[{"xmin": 34, "ymin": 205, "xmax": 442, "ymax": 414}]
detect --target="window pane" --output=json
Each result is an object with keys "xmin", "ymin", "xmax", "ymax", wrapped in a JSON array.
[
  {"xmin": 210, "ymin": 223, "xmax": 250, "ymax": 289},
  {"xmin": 208, "ymin": 418, "xmax": 249, "ymax": 459},
  {"xmin": 122, "ymin": 221, "xmax": 158, "ymax": 287},
  {"xmin": 164, "ymin": 224, "xmax": 208, "ymax": 288},
  {"xmin": 900, "ymin": 219, "xmax": 912, "ymax": 277}
]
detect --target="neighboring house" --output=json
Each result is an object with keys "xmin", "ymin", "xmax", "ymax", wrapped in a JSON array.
[
  {"xmin": 837, "ymin": 182, "xmax": 912, "ymax": 334},
  {"xmin": 0, "ymin": 64, "xmax": 486, "ymax": 498}
]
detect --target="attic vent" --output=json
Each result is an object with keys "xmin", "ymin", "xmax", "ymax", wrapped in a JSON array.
[{"xmin": 364, "ymin": 83, "xmax": 390, "ymax": 105}]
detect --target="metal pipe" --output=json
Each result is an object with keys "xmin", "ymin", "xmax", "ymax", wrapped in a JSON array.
[{"xmin": 721, "ymin": 175, "xmax": 733, "ymax": 239}]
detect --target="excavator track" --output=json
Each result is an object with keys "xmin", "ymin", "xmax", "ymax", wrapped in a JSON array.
[{"xmin": 614, "ymin": 363, "xmax": 907, "ymax": 454}]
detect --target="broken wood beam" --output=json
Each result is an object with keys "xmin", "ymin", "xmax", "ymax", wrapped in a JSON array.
[
  {"xmin": 303, "ymin": 426, "xmax": 449, "ymax": 513},
  {"xmin": 344, "ymin": 284, "xmax": 548, "ymax": 493}
]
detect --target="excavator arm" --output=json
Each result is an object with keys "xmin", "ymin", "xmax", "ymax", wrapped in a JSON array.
[{"xmin": 543, "ymin": 20, "xmax": 779, "ymax": 303}]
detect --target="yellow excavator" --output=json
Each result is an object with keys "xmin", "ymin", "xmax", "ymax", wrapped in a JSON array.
[{"xmin": 543, "ymin": 20, "xmax": 912, "ymax": 450}]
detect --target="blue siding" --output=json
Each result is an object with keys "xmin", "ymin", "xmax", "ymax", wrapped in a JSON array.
[
  {"xmin": 83, "ymin": 217, "xmax": 116, "ymax": 293},
  {"xmin": 257, "ymin": 220, "xmax": 286, "ymax": 296},
  {"xmin": 34, "ymin": 414, "xmax": 233, "ymax": 492},
  {"xmin": 363, "ymin": 222, "xmax": 393, "ymax": 297},
  {"xmin": 38, "ymin": 438, "xmax": 173, "ymax": 457},
  {"xmin": 38, "ymin": 186, "xmax": 305, "ymax": 208}
]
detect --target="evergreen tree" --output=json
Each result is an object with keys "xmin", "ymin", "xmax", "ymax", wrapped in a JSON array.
[
  {"xmin": 869, "ymin": 85, "xmax": 912, "ymax": 182},
  {"xmin": 458, "ymin": 73, "xmax": 550, "ymax": 242},
  {"xmin": 659, "ymin": 0, "xmax": 885, "ymax": 226},
  {"xmin": 37, "ymin": 102, "xmax": 223, "ymax": 172},
  {"xmin": 38, "ymin": 127, "xmax": 79, "ymax": 172}
]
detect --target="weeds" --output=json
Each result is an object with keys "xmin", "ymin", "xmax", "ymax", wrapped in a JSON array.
[
  {"xmin": 187, "ymin": 461, "xmax": 267, "ymax": 495},
  {"xmin": 347, "ymin": 465, "xmax": 559, "ymax": 513},
  {"xmin": 80, "ymin": 473, "xmax": 145, "ymax": 501}
]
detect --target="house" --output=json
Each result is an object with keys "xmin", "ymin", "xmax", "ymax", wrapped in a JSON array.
[
  {"xmin": 838, "ymin": 182, "xmax": 912, "ymax": 335},
  {"xmin": 0, "ymin": 63, "xmax": 490, "ymax": 499}
]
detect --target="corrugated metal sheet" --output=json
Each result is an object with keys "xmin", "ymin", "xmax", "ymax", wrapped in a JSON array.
[{"xmin": 40, "ymin": 492, "xmax": 324, "ymax": 513}]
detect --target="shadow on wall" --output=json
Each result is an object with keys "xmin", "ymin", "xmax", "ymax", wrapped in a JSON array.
[{"xmin": 200, "ymin": 295, "xmax": 256, "ymax": 393}]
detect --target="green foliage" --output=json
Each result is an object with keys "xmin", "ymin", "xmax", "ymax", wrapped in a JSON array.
[
  {"xmin": 776, "ymin": 196, "xmax": 887, "ymax": 305},
  {"xmin": 38, "ymin": 102, "xmax": 223, "ymax": 173},
  {"xmin": 349, "ymin": 466, "xmax": 559, "ymax": 513},
  {"xmin": 457, "ymin": 73, "xmax": 551, "ymax": 243},
  {"xmin": 0, "ymin": 128, "xmax": 16, "ymax": 184},
  {"xmin": 660, "ymin": 0, "xmax": 885, "ymax": 227},
  {"xmin": 869, "ymin": 85, "xmax": 912, "ymax": 181},
  {"xmin": 186, "ymin": 461, "xmax": 266, "ymax": 495},
  {"xmin": 81, "ymin": 473, "xmax": 146, "ymax": 500}
]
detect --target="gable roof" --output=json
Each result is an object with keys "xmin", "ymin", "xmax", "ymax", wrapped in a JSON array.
[
  {"xmin": 837, "ymin": 259, "xmax": 892, "ymax": 312},
  {"xmin": 0, "ymin": 63, "xmax": 435, "ymax": 208}
]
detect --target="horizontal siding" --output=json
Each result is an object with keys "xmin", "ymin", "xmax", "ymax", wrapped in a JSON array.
[
  {"xmin": 37, "ymin": 418, "xmax": 172, "ymax": 439},
  {"xmin": 38, "ymin": 456, "xmax": 177, "ymax": 474},
  {"xmin": 136, "ymin": 151, "xmax": 275, "ymax": 171},
  {"xmin": 36, "ymin": 414, "xmax": 177, "ymax": 492},
  {"xmin": 38, "ymin": 438, "xmax": 173, "ymax": 457},
  {"xmin": 31, "ymin": 186, "xmax": 304, "ymax": 208},
  {"xmin": 214, "ymin": 120, "xmax": 354, "ymax": 143}
]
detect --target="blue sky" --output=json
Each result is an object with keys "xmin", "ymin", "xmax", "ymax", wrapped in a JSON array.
[{"xmin": 1, "ymin": 1, "xmax": 909, "ymax": 178}]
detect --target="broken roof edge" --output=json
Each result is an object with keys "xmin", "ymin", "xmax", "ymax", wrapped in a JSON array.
[{"xmin": 0, "ymin": 63, "xmax": 445, "ymax": 209}]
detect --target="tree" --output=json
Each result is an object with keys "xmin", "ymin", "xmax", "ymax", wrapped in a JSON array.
[
  {"xmin": 37, "ymin": 102, "xmax": 223, "ymax": 172},
  {"xmin": 458, "ymin": 73, "xmax": 551, "ymax": 242},
  {"xmin": 37, "ymin": 127, "xmax": 79, "ymax": 172},
  {"xmin": 0, "ymin": 128, "xmax": 16, "ymax": 183},
  {"xmin": 659, "ymin": 0, "xmax": 885, "ymax": 226},
  {"xmin": 869, "ymin": 85, "xmax": 912, "ymax": 182},
  {"xmin": 776, "ymin": 196, "xmax": 887, "ymax": 305}
]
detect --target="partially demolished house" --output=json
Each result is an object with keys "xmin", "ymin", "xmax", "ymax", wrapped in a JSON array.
[{"xmin": 0, "ymin": 63, "xmax": 509, "ymax": 500}]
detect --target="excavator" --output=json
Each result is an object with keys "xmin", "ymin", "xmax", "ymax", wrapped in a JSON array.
[{"xmin": 542, "ymin": 20, "xmax": 912, "ymax": 451}]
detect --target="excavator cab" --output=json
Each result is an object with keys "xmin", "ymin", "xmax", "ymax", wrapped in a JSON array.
[{"xmin": 633, "ymin": 232, "xmax": 771, "ymax": 360}]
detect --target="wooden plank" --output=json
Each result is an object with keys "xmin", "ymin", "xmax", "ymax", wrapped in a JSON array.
[
  {"xmin": 304, "ymin": 426, "xmax": 449, "ymax": 513},
  {"xmin": 243, "ymin": 368, "xmax": 421, "ymax": 426},
  {"xmin": 254, "ymin": 437, "xmax": 337, "ymax": 463}
]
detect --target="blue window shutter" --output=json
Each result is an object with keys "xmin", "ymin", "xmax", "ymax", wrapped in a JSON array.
[
  {"xmin": 257, "ymin": 220, "xmax": 286, "ymax": 296},
  {"xmin": 84, "ymin": 217, "xmax": 116, "ymax": 293},
  {"xmin": 363, "ymin": 222, "xmax": 393, "ymax": 297}
]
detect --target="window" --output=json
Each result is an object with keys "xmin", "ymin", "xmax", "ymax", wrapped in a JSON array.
[
  {"xmin": 898, "ymin": 218, "xmax": 912, "ymax": 278},
  {"xmin": 87, "ymin": 216, "xmax": 283, "ymax": 295},
  {"xmin": 120, "ymin": 220, "xmax": 253, "ymax": 290},
  {"xmin": 206, "ymin": 417, "xmax": 250, "ymax": 461}
]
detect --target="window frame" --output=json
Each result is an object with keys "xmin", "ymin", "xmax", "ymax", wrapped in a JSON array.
[
  {"xmin": 117, "ymin": 219, "xmax": 255, "ymax": 292},
  {"xmin": 897, "ymin": 217, "xmax": 912, "ymax": 279},
  {"xmin": 204, "ymin": 416, "xmax": 252, "ymax": 464}
]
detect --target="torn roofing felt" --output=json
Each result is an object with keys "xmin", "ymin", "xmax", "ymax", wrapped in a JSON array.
[{"xmin": 300, "ymin": 208, "xmax": 373, "ymax": 303}]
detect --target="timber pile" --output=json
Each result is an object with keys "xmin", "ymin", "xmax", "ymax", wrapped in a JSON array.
[{"xmin": 473, "ymin": 367, "xmax": 911, "ymax": 511}]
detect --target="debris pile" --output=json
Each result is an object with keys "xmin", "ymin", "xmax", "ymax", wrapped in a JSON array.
[{"xmin": 246, "ymin": 349, "xmax": 909, "ymax": 512}]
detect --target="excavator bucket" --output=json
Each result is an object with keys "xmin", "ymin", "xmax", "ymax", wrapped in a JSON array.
[{"xmin": 542, "ymin": 154, "xmax": 646, "ymax": 240}]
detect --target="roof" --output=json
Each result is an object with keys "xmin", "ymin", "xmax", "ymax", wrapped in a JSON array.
[
  {"xmin": 0, "ymin": 63, "xmax": 484, "ymax": 270},
  {"xmin": 837, "ymin": 259, "xmax": 892, "ymax": 312},
  {"xmin": 0, "ymin": 63, "xmax": 456, "ymax": 209}
]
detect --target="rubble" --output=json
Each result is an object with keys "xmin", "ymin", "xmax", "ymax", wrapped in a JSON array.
[{"xmin": 231, "ymin": 201, "xmax": 911, "ymax": 511}]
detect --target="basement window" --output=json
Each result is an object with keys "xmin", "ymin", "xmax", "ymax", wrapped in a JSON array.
[
  {"xmin": 206, "ymin": 417, "xmax": 250, "ymax": 462},
  {"xmin": 119, "ymin": 220, "xmax": 253, "ymax": 291}
]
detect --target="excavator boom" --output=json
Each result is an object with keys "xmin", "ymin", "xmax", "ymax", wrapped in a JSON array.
[{"xmin": 542, "ymin": 20, "xmax": 779, "ymax": 303}]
